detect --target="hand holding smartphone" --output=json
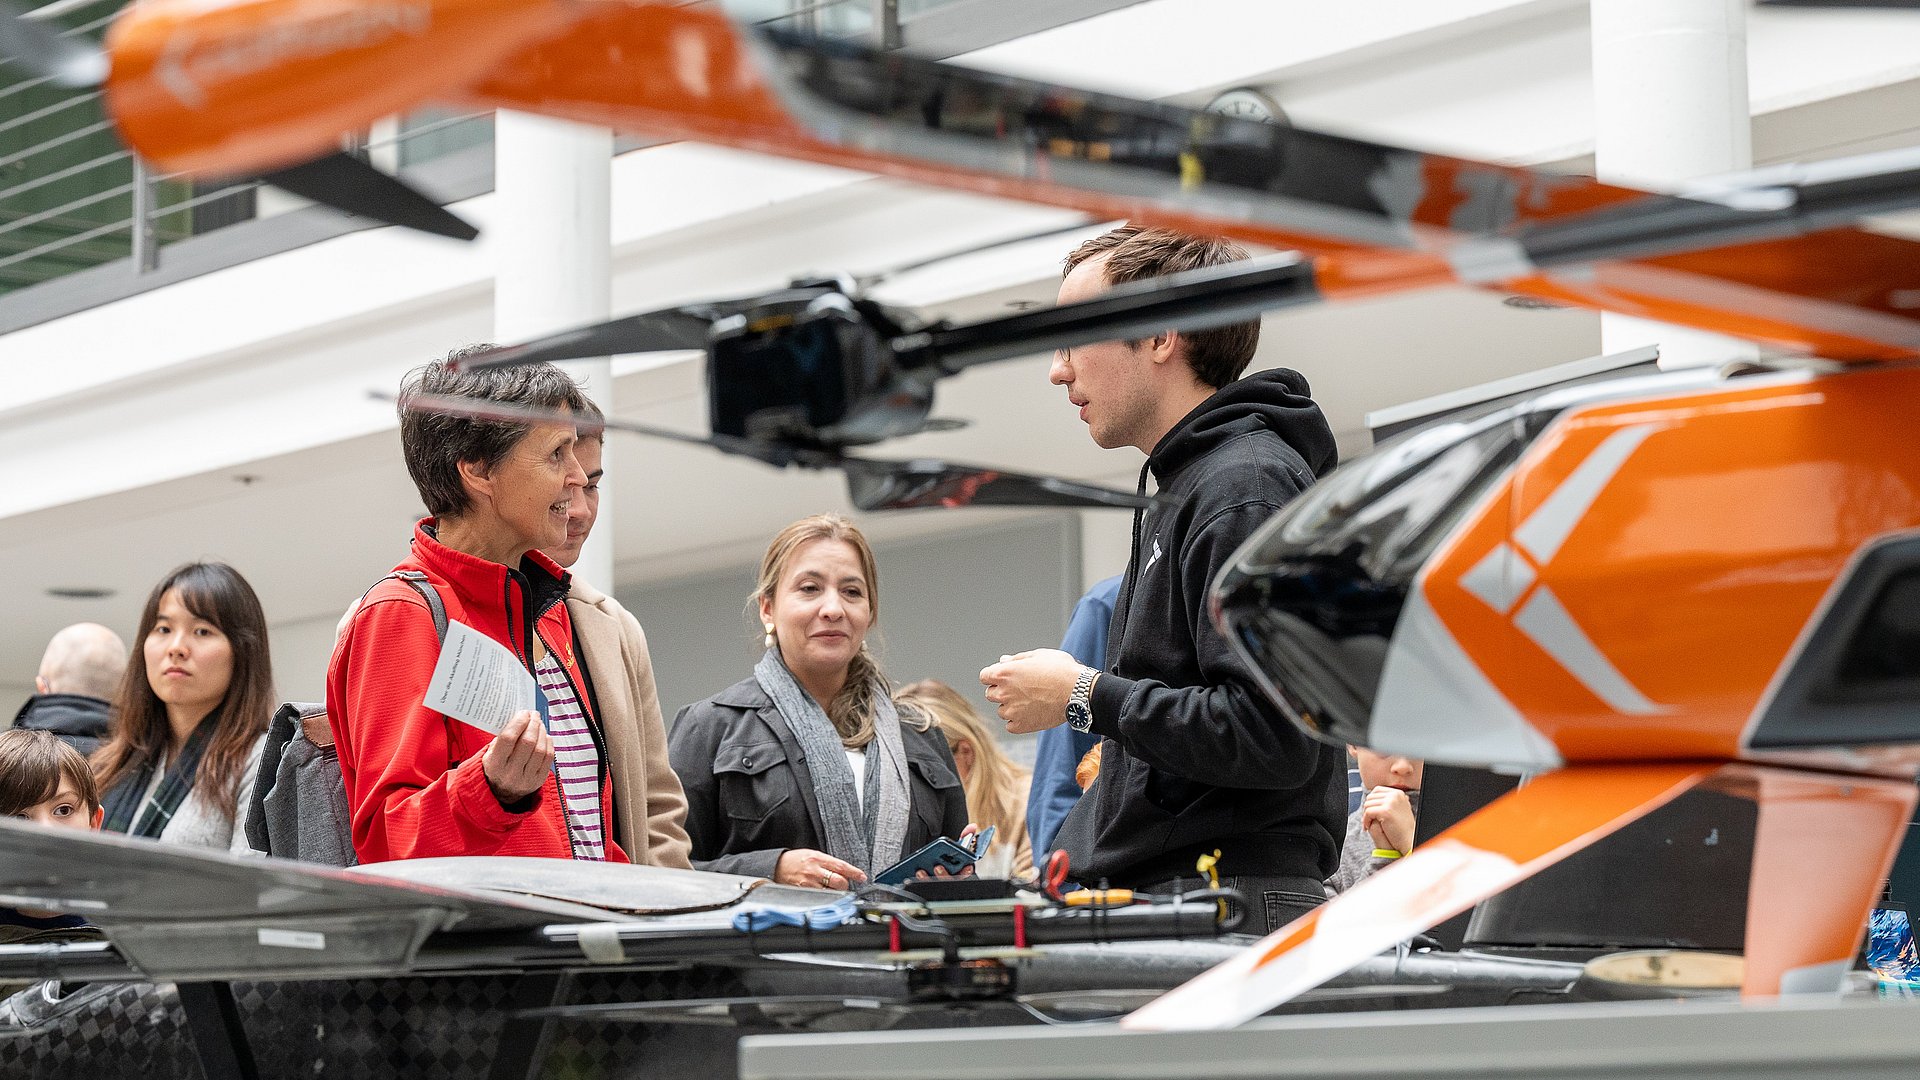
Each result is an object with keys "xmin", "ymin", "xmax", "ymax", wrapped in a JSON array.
[
  {"xmin": 874, "ymin": 837, "xmax": 977, "ymax": 886},
  {"xmin": 965, "ymin": 825, "xmax": 996, "ymax": 864}
]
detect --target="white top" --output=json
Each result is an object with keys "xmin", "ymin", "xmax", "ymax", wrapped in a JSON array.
[{"xmin": 845, "ymin": 747, "xmax": 867, "ymax": 812}]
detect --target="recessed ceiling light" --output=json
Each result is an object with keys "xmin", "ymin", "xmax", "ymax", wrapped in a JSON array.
[{"xmin": 47, "ymin": 587, "xmax": 115, "ymax": 600}]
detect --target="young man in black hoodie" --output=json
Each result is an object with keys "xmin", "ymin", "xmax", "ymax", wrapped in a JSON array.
[{"xmin": 981, "ymin": 225, "xmax": 1347, "ymax": 934}]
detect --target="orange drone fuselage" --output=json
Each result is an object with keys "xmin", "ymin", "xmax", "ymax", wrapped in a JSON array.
[{"xmin": 1411, "ymin": 363, "xmax": 1920, "ymax": 772}]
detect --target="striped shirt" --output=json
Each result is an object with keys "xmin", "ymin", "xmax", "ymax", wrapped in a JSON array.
[{"xmin": 535, "ymin": 652, "xmax": 605, "ymax": 861}]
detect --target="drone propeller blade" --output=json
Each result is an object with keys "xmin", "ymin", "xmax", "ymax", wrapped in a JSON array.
[
  {"xmin": 857, "ymin": 217, "xmax": 1103, "ymax": 287},
  {"xmin": 382, "ymin": 390, "xmax": 717, "ymax": 447},
  {"xmin": 383, "ymin": 391, "xmax": 806, "ymax": 469},
  {"xmin": 382, "ymin": 393, "xmax": 1141, "ymax": 512},
  {"xmin": 455, "ymin": 287, "xmax": 843, "ymax": 371},
  {"xmin": 253, "ymin": 152, "xmax": 478, "ymax": 241},
  {"xmin": 0, "ymin": 0, "xmax": 107, "ymax": 88},
  {"xmin": 838, "ymin": 456, "xmax": 1155, "ymax": 512},
  {"xmin": 454, "ymin": 310, "xmax": 717, "ymax": 372},
  {"xmin": 896, "ymin": 254, "xmax": 1322, "ymax": 374}
]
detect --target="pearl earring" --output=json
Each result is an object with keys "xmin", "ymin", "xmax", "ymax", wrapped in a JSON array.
[{"xmin": 764, "ymin": 624, "xmax": 776, "ymax": 649}]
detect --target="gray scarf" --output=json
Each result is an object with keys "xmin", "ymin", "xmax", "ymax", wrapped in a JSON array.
[{"xmin": 754, "ymin": 649, "xmax": 911, "ymax": 877}]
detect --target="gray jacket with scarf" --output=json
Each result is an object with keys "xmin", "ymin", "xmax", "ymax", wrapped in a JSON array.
[{"xmin": 668, "ymin": 677, "xmax": 969, "ymax": 879}]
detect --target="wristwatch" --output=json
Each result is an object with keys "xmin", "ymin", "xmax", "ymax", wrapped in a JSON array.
[{"xmin": 1066, "ymin": 667, "xmax": 1099, "ymax": 734}]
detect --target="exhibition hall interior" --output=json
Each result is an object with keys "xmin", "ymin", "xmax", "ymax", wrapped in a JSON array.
[{"xmin": 2, "ymin": 1, "xmax": 1920, "ymax": 1077}]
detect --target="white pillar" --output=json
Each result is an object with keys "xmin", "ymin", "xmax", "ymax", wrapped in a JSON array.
[
  {"xmin": 493, "ymin": 110, "xmax": 616, "ymax": 589},
  {"xmin": 1590, "ymin": 0, "xmax": 1757, "ymax": 370},
  {"xmin": 1078, "ymin": 508, "xmax": 1133, "ymax": 595}
]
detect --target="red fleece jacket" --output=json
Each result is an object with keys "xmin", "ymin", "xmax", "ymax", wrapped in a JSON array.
[{"xmin": 327, "ymin": 522, "xmax": 629, "ymax": 865}]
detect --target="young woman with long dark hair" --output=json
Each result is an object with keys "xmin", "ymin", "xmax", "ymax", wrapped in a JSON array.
[{"xmin": 91, "ymin": 562, "xmax": 274, "ymax": 851}]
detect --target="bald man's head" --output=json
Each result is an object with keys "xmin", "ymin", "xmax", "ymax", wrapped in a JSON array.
[{"xmin": 37, "ymin": 623, "xmax": 128, "ymax": 701}]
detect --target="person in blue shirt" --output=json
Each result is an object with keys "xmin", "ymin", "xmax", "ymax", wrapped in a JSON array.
[{"xmin": 1025, "ymin": 575, "xmax": 1122, "ymax": 856}]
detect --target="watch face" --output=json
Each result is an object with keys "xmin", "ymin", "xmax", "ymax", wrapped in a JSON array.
[
  {"xmin": 1206, "ymin": 88, "xmax": 1287, "ymax": 126},
  {"xmin": 1066, "ymin": 701, "xmax": 1093, "ymax": 733}
]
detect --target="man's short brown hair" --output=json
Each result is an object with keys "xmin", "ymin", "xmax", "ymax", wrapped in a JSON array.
[
  {"xmin": 0, "ymin": 729, "xmax": 99, "ymax": 817},
  {"xmin": 1063, "ymin": 225, "xmax": 1260, "ymax": 389},
  {"xmin": 575, "ymin": 394, "xmax": 605, "ymax": 446}
]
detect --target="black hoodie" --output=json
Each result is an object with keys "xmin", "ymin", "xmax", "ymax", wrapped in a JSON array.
[
  {"xmin": 12, "ymin": 693, "xmax": 112, "ymax": 758},
  {"xmin": 1062, "ymin": 369, "xmax": 1349, "ymax": 887}
]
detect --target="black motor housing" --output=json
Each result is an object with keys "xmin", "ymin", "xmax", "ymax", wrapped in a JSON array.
[{"xmin": 707, "ymin": 292, "xmax": 933, "ymax": 450}]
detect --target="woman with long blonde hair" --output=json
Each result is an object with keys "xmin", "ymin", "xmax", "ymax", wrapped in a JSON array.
[
  {"xmin": 895, "ymin": 680, "xmax": 1034, "ymax": 880},
  {"xmin": 668, "ymin": 513, "xmax": 969, "ymax": 888}
]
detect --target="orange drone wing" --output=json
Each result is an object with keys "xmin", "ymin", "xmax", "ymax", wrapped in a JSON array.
[
  {"xmin": 101, "ymin": 0, "xmax": 1920, "ymax": 360},
  {"xmin": 1122, "ymin": 763, "xmax": 1714, "ymax": 1031}
]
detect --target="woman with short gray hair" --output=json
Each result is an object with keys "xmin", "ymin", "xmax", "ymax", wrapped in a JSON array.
[{"xmin": 326, "ymin": 352, "xmax": 626, "ymax": 864}]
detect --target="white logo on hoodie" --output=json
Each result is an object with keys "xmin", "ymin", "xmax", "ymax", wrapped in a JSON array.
[{"xmin": 1143, "ymin": 536, "xmax": 1164, "ymax": 573}]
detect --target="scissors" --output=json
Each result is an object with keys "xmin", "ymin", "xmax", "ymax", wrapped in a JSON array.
[{"xmin": 1043, "ymin": 849, "xmax": 1070, "ymax": 901}]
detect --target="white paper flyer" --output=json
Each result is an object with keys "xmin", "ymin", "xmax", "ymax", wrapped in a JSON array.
[{"xmin": 421, "ymin": 620, "xmax": 539, "ymax": 736}]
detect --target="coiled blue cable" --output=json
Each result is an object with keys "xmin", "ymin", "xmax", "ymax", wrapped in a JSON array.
[{"xmin": 732, "ymin": 895, "xmax": 860, "ymax": 933}]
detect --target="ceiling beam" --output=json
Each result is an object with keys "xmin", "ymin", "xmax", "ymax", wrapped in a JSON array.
[{"xmin": 899, "ymin": 0, "xmax": 1154, "ymax": 59}]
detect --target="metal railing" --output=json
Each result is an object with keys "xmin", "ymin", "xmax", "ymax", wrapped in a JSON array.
[
  {"xmin": 0, "ymin": 0, "xmax": 932, "ymax": 296},
  {"xmin": 0, "ymin": 0, "xmax": 497, "ymax": 294}
]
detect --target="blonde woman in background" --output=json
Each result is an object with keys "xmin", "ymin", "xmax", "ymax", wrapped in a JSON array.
[{"xmin": 895, "ymin": 680, "xmax": 1035, "ymax": 881}]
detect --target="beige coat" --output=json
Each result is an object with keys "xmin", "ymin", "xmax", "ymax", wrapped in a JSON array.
[{"xmin": 566, "ymin": 578, "xmax": 693, "ymax": 869}]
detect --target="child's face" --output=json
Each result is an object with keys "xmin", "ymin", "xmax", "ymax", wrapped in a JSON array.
[
  {"xmin": 11, "ymin": 780, "xmax": 101, "ymax": 831},
  {"xmin": 1353, "ymin": 747, "xmax": 1423, "ymax": 792}
]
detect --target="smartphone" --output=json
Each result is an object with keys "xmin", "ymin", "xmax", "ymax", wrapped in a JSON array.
[
  {"xmin": 969, "ymin": 825, "xmax": 996, "ymax": 865},
  {"xmin": 874, "ymin": 837, "xmax": 976, "ymax": 886}
]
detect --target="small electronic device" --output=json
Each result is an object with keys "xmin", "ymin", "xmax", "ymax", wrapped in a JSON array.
[
  {"xmin": 1864, "ymin": 901, "xmax": 1918, "ymax": 985},
  {"xmin": 967, "ymin": 825, "xmax": 996, "ymax": 865},
  {"xmin": 874, "ymin": 837, "xmax": 976, "ymax": 886}
]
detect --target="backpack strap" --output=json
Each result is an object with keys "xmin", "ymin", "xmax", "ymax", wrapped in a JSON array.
[{"xmin": 355, "ymin": 570, "xmax": 448, "ymax": 643}]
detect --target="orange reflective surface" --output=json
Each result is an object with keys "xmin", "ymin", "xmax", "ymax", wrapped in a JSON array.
[
  {"xmin": 1424, "ymin": 365, "xmax": 1920, "ymax": 764},
  {"xmin": 1508, "ymin": 227, "xmax": 1920, "ymax": 363},
  {"xmin": 87, "ymin": 0, "xmax": 1920, "ymax": 363},
  {"xmin": 1713, "ymin": 765, "xmax": 1917, "ymax": 996},
  {"xmin": 108, "ymin": 0, "xmax": 576, "ymax": 173}
]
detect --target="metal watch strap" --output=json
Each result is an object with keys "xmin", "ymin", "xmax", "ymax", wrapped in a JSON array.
[{"xmin": 1071, "ymin": 667, "xmax": 1097, "ymax": 713}]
